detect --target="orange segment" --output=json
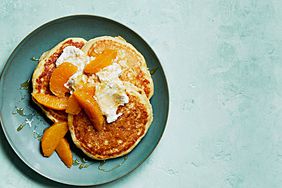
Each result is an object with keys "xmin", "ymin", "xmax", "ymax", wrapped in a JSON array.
[
  {"xmin": 66, "ymin": 84, "xmax": 95, "ymax": 115},
  {"xmin": 84, "ymin": 49, "xmax": 117, "ymax": 74},
  {"xmin": 80, "ymin": 84, "xmax": 95, "ymax": 96},
  {"xmin": 73, "ymin": 89, "xmax": 104, "ymax": 131},
  {"xmin": 50, "ymin": 62, "xmax": 78, "ymax": 97},
  {"xmin": 32, "ymin": 93, "xmax": 68, "ymax": 110},
  {"xmin": 41, "ymin": 122, "xmax": 68, "ymax": 157},
  {"xmin": 66, "ymin": 95, "xmax": 81, "ymax": 115},
  {"xmin": 56, "ymin": 138, "xmax": 73, "ymax": 168}
]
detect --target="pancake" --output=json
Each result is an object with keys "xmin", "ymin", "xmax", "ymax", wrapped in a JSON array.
[
  {"xmin": 32, "ymin": 36, "xmax": 154, "ymax": 161},
  {"xmin": 82, "ymin": 36, "xmax": 154, "ymax": 99},
  {"xmin": 32, "ymin": 38, "xmax": 87, "ymax": 122},
  {"xmin": 68, "ymin": 82, "xmax": 153, "ymax": 160}
]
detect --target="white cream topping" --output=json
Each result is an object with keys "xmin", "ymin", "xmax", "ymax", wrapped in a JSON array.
[
  {"xmin": 95, "ymin": 63, "xmax": 129, "ymax": 123},
  {"xmin": 56, "ymin": 46, "xmax": 90, "ymax": 68},
  {"xmin": 96, "ymin": 63, "xmax": 122, "ymax": 81}
]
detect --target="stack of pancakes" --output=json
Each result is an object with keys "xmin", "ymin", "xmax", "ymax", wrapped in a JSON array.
[{"xmin": 32, "ymin": 36, "xmax": 154, "ymax": 160}]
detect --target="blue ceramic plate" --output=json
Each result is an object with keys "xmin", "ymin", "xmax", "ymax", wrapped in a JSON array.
[{"xmin": 0, "ymin": 15, "xmax": 169, "ymax": 186}]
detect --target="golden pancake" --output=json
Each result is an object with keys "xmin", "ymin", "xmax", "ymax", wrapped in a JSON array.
[
  {"xmin": 68, "ymin": 83, "xmax": 153, "ymax": 160},
  {"xmin": 82, "ymin": 36, "xmax": 154, "ymax": 99},
  {"xmin": 32, "ymin": 38, "xmax": 87, "ymax": 122}
]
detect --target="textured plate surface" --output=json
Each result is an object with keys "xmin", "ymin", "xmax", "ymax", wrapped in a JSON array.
[{"xmin": 0, "ymin": 15, "xmax": 169, "ymax": 186}]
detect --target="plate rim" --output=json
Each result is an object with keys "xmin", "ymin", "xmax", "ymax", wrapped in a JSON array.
[{"xmin": 0, "ymin": 14, "xmax": 170, "ymax": 186}]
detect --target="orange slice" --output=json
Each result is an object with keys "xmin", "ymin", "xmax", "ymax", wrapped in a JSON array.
[
  {"xmin": 80, "ymin": 84, "xmax": 95, "ymax": 96},
  {"xmin": 73, "ymin": 89, "xmax": 104, "ymax": 131},
  {"xmin": 50, "ymin": 62, "xmax": 78, "ymax": 97},
  {"xmin": 56, "ymin": 138, "xmax": 73, "ymax": 168},
  {"xmin": 41, "ymin": 122, "xmax": 68, "ymax": 157},
  {"xmin": 66, "ymin": 95, "xmax": 81, "ymax": 115},
  {"xmin": 32, "ymin": 93, "xmax": 68, "ymax": 110},
  {"xmin": 84, "ymin": 49, "xmax": 117, "ymax": 74}
]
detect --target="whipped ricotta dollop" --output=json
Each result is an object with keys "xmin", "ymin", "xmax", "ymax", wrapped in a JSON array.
[
  {"xmin": 55, "ymin": 46, "xmax": 92, "ymax": 91},
  {"xmin": 95, "ymin": 63, "xmax": 129, "ymax": 123}
]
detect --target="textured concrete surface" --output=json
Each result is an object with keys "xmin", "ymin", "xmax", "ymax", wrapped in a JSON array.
[{"xmin": 1, "ymin": 0, "xmax": 282, "ymax": 187}]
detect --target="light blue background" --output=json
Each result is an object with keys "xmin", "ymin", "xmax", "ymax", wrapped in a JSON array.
[{"xmin": 1, "ymin": 0, "xmax": 282, "ymax": 187}]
